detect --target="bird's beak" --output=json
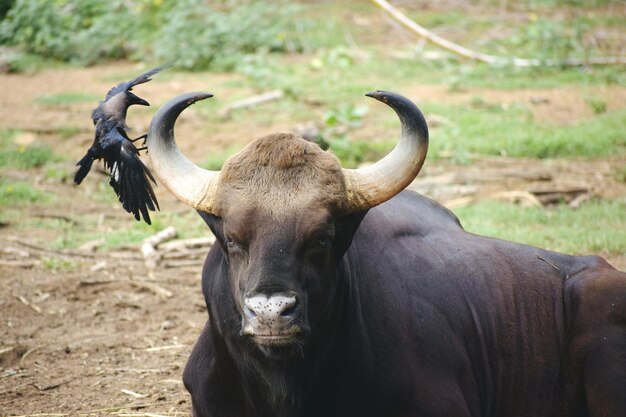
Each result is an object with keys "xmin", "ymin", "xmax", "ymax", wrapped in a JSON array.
[{"xmin": 128, "ymin": 92, "xmax": 150, "ymax": 107}]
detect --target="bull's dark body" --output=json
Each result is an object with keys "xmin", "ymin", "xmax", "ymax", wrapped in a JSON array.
[{"xmin": 184, "ymin": 191, "xmax": 626, "ymax": 417}]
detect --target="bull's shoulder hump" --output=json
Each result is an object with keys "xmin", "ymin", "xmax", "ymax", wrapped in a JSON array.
[{"xmin": 364, "ymin": 190, "xmax": 463, "ymax": 235}]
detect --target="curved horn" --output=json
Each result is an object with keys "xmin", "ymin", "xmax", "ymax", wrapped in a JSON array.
[
  {"xmin": 147, "ymin": 91, "xmax": 220, "ymax": 212},
  {"xmin": 342, "ymin": 91, "xmax": 429, "ymax": 213}
]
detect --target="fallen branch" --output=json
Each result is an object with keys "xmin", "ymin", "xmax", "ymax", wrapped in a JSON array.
[
  {"xmin": 141, "ymin": 227, "xmax": 178, "ymax": 269},
  {"xmin": 31, "ymin": 380, "xmax": 70, "ymax": 391},
  {"xmin": 121, "ymin": 388, "xmax": 147, "ymax": 399},
  {"xmin": 145, "ymin": 344, "xmax": 187, "ymax": 352},
  {"xmin": 162, "ymin": 259, "xmax": 205, "ymax": 268},
  {"xmin": 370, "ymin": 0, "xmax": 626, "ymax": 67},
  {"xmin": 8, "ymin": 237, "xmax": 98, "ymax": 258},
  {"xmin": 162, "ymin": 248, "xmax": 210, "ymax": 259},
  {"xmin": 527, "ymin": 186, "xmax": 589, "ymax": 205},
  {"xmin": 219, "ymin": 90, "xmax": 284, "ymax": 118},
  {"xmin": 0, "ymin": 259, "xmax": 40, "ymax": 268},
  {"xmin": 16, "ymin": 295, "xmax": 42, "ymax": 314},
  {"xmin": 128, "ymin": 280, "xmax": 173, "ymax": 299},
  {"xmin": 0, "ymin": 369, "xmax": 29, "ymax": 379},
  {"xmin": 444, "ymin": 190, "xmax": 544, "ymax": 209},
  {"xmin": 159, "ymin": 236, "xmax": 215, "ymax": 253}
]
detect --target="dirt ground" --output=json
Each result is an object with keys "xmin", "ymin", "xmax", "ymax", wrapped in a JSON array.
[{"xmin": 1, "ymin": 62, "xmax": 625, "ymax": 416}]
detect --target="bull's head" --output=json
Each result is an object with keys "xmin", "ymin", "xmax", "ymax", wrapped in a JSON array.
[{"xmin": 147, "ymin": 91, "xmax": 428, "ymax": 356}]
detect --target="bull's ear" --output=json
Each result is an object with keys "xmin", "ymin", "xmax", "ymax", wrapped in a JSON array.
[
  {"xmin": 332, "ymin": 210, "xmax": 368, "ymax": 257},
  {"xmin": 196, "ymin": 210, "xmax": 227, "ymax": 253}
]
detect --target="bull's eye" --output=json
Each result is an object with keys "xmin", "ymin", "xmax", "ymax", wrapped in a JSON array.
[
  {"xmin": 226, "ymin": 238, "xmax": 243, "ymax": 253},
  {"xmin": 314, "ymin": 237, "xmax": 332, "ymax": 249}
]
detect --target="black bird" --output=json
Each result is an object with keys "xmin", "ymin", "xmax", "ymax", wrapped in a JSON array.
[{"xmin": 74, "ymin": 66, "xmax": 164, "ymax": 224}]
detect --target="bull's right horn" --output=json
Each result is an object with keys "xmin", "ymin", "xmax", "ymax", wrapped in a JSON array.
[{"xmin": 147, "ymin": 92, "xmax": 221, "ymax": 213}]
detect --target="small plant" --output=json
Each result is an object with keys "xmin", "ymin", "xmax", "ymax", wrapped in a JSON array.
[
  {"xmin": 324, "ymin": 104, "xmax": 368, "ymax": 131},
  {"xmin": 45, "ymin": 165, "xmax": 72, "ymax": 182},
  {"xmin": 0, "ymin": 131, "xmax": 60, "ymax": 169},
  {"xmin": 42, "ymin": 256, "xmax": 78, "ymax": 272},
  {"xmin": 306, "ymin": 104, "xmax": 394, "ymax": 168},
  {"xmin": 310, "ymin": 47, "xmax": 358, "ymax": 71},
  {"xmin": 0, "ymin": 179, "xmax": 48, "ymax": 206},
  {"xmin": 585, "ymin": 96, "xmax": 608, "ymax": 115}
]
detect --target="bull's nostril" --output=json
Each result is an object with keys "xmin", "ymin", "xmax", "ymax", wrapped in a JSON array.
[
  {"xmin": 281, "ymin": 302, "xmax": 298, "ymax": 318},
  {"xmin": 243, "ymin": 304, "xmax": 257, "ymax": 320}
]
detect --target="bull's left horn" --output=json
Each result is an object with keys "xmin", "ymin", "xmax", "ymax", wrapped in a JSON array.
[
  {"xmin": 342, "ymin": 91, "xmax": 429, "ymax": 213},
  {"xmin": 147, "ymin": 92, "xmax": 220, "ymax": 213}
]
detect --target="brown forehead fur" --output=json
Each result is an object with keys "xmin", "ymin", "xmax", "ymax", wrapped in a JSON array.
[{"xmin": 215, "ymin": 133, "xmax": 347, "ymax": 218}]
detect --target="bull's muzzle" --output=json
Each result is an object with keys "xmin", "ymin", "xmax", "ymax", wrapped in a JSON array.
[{"xmin": 241, "ymin": 293, "xmax": 302, "ymax": 346}]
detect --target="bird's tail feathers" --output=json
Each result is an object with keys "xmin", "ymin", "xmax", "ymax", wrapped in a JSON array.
[{"xmin": 74, "ymin": 153, "xmax": 94, "ymax": 185}]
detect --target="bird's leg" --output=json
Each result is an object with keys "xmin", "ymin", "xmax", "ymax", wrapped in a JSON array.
[{"xmin": 129, "ymin": 134, "xmax": 148, "ymax": 146}]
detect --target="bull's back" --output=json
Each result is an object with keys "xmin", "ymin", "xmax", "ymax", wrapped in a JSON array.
[{"xmin": 346, "ymin": 190, "xmax": 625, "ymax": 416}]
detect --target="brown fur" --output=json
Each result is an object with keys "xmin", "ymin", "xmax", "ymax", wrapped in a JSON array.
[{"xmin": 215, "ymin": 133, "xmax": 348, "ymax": 218}]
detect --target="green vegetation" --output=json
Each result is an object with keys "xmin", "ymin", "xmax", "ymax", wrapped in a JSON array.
[
  {"xmin": 41, "ymin": 256, "xmax": 79, "ymax": 272},
  {"xmin": 453, "ymin": 199, "xmax": 626, "ymax": 255},
  {"xmin": 424, "ymin": 105, "xmax": 626, "ymax": 159},
  {"xmin": 0, "ymin": 130, "xmax": 61, "ymax": 169},
  {"xmin": 616, "ymin": 166, "xmax": 626, "ymax": 184},
  {"xmin": 0, "ymin": 0, "xmax": 315, "ymax": 71},
  {"xmin": 48, "ymin": 209, "xmax": 208, "ymax": 250},
  {"xmin": 34, "ymin": 92, "xmax": 100, "ymax": 106},
  {"xmin": 203, "ymin": 146, "xmax": 240, "ymax": 171},
  {"xmin": 584, "ymin": 96, "xmax": 608, "ymax": 115},
  {"xmin": 0, "ymin": 179, "xmax": 49, "ymax": 206},
  {"xmin": 318, "ymin": 103, "xmax": 394, "ymax": 168},
  {"xmin": 153, "ymin": 0, "xmax": 310, "ymax": 71}
]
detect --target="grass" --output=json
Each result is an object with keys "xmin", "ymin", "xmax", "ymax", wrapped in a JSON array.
[
  {"xmin": 46, "ymin": 209, "xmax": 209, "ymax": 251},
  {"xmin": 0, "ymin": 129, "xmax": 62, "ymax": 169},
  {"xmin": 41, "ymin": 256, "xmax": 79, "ymax": 272},
  {"xmin": 453, "ymin": 199, "xmax": 626, "ymax": 256},
  {"xmin": 422, "ymin": 105, "xmax": 626, "ymax": 159},
  {"xmin": 34, "ymin": 92, "xmax": 100, "ymax": 106},
  {"xmin": 441, "ymin": 63, "xmax": 626, "ymax": 90},
  {"xmin": 0, "ymin": 179, "xmax": 49, "ymax": 206},
  {"xmin": 352, "ymin": 99, "xmax": 625, "ymax": 161},
  {"xmin": 203, "ymin": 146, "xmax": 240, "ymax": 171}
]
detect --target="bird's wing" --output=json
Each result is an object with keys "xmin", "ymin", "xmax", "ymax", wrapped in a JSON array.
[
  {"xmin": 107, "ymin": 138, "xmax": 159, "ymax": 224},
  {"xmin": 103, "ymin": 65, "xmax": 166, "ymax": 102}
]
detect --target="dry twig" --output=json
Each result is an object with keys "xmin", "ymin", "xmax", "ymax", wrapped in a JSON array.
[
  {"xmin": 145, "ymin": 344, "xmax": 187, "ymax": 352},
  {"xmin": 128, "ymin": 280, "xmax": 173, "ymax": 299},
  {"xmin": 121, "ymin": 388, "xmax": 147, "ymax": 398},
  {"xmin": 16, "ymin": 295, "xmax": 42, "ymax": 314}
]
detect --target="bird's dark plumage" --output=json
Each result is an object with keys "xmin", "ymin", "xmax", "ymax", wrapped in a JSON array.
[{"xmin": 74, "ymin": 65, "xmax": 166, "ymax": 224}]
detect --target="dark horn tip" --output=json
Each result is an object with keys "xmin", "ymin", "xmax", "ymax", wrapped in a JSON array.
[
  {"xmin": 192, "ymin": 92, "xmax": 214, "ymax": 100},
  {"xmin": 188, "ymin": 92, "xmax": 214, "ymax": 105},
  {"xmin": 365, "ymin": 90, "xmax": 385, "ymax": 99}
]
